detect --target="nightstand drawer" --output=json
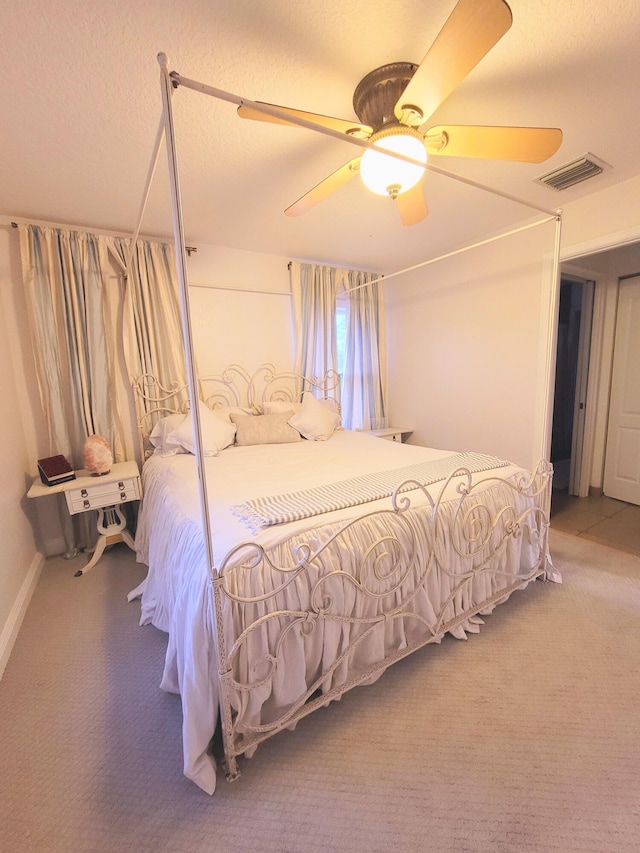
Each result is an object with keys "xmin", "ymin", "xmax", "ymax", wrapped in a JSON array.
[
  {"xmin": 380, "ymin": 432, "xmax": 403, "ymax": 442},
  {"xmin": 65, "ymin": 477, "xmax": 141, "ymax": 515},
  {"xmin": 367, "ymin": 427, "xmax": 412, "ymax": 443}
]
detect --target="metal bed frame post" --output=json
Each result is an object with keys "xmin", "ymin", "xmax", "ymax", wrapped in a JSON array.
[
  {"xmin": 157, "ymin": 53, "xmax": 214, "ymax": 574},
  {"xmin": 157, "ymin": 53, "xmax": 240, "ymax": 782}
]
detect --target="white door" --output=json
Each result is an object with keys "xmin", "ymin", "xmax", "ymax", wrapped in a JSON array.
[{"xmin": 603, "ymin": 275, "xmax": 640, "ymax": 504}]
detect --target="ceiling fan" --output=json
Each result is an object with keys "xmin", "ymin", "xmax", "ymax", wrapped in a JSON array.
[{"xmin": 237, "ymin": 0, "xmax": 562, "ymax": 226}]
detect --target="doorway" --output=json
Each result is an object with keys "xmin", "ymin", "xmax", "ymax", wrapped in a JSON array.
[{"xmin": 550, "ymin": 276, "xmax": 594, "ymax": 494}]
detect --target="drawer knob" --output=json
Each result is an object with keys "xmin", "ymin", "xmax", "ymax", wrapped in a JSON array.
[
  {"xmin": 120, "ymin": 492, "xmax": 127, "ymax": 500},
  {"xmin": 81, "ymin": 488, "xmax": 88, "ymax": 497},
  {"xmin": 118, "ymin": 481, "xmax": 125, "ymax": 489},
  {"xmin": 83, "ymin": 499, "xmax": 90, "ymax": 509},
  {"xmin": 392, "ymin": 435, "xmax": 398, "ymax": 441}
]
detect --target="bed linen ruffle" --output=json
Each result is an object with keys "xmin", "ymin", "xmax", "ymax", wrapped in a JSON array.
[{"xmin": 132, "ymin": 433, "xmax": 555, "ymax": 794}]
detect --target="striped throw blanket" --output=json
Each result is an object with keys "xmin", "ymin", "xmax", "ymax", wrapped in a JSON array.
[{"xmin": 232, "ymin": 451, "xmax": 509, "ymax": 531}]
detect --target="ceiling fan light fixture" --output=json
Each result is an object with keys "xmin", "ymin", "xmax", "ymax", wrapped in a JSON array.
[{"xmin": 360, "ymin": 126, "xmax": 427, "ymax": 197}]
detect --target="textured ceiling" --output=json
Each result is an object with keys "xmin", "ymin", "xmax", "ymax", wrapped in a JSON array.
[{"xmin": 3, "ymin": 0, "xmax": 640, "ymax": 271}]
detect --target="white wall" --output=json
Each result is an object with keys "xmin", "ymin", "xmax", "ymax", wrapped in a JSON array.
[
  {"xmin": 0, "ymin": 226, "xmax": 46, "ymax": 677},
  {"xmin": 185, "ymin": 243, "xmax": 294, "ymax": 374},
  {"xmin": 384, "ymin": 221, "xmax": 557, "ymax": 470},
  {"xmin": 385, "ymin": 173, "xmax": 640, "ymax": 474}
]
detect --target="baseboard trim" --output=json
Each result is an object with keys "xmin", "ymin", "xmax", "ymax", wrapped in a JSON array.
[{"xmin": 0, "ymin": 551, "xmax": 45, "ymax": 680}]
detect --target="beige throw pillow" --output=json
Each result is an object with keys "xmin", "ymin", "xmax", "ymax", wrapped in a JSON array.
[{"xmin": 230, "ymin": 411, "xmax": 303, "ymax": 446}]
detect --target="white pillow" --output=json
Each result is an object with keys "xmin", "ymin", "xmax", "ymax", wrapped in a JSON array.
[
  {"xmin": 165, "ymin": 401, "xmax": 236, "ymax": 456},
  {"xmin": 149, "ymin": 413, "xmax": 187, "ymax": 456},
  {"xmin": 288, "ymin": 392, "xmax": 341, "ymax": 441}
]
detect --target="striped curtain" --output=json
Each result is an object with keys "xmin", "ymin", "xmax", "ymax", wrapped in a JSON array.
[
  {"xmin": 19, "ymin": 224, "xmax": 187, "ymax": 554},
  {"xmin": 341, "ymin": 270, "xmax": 387, "ymax": 431},
  {"xmin": 19, "ymin": 224, "xmax": 118, "ymax": 552},
  {"xmin": 108, "ymin": 237, "xmax": 189, "ymax": 435},
  {"xmin": 19, "ymin": 225, "xmax": 116, "ymax": 465},
  {"xmin": 290, "ymin": 261, "xmax": 338, "ymax": 388},
  {"xmin": 290, "ymin": 260, "xmax": 386, "ymax": 431}
]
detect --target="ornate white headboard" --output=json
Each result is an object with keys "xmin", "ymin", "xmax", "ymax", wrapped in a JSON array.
[{"xmin": 131, "ymin": 363, "xmax": 341, "ymax": 460}]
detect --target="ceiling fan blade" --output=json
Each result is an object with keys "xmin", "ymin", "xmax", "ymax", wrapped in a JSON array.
[
  {"xmin": 426, "ymin": 125, "xmax": 563, "ymax": 162},
  {"xmin": 395, "ymin": 183, "xmax": 429, "ymax": 226},
  {"xmin": 285, "ymin": 158, "xmax": 362, "ymax": 217},
  {"xmin": 395, "ymin": 0, "xmax": 513, "ymax": 127},
  {"xmin": 238, "ymin": 102, "xmax": 372, "ymax": 137}
]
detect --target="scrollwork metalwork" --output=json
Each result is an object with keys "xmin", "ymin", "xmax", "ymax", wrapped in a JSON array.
[
  {"xmin": 132, "ymin": 363, "xmax": 342, "ymax": 461},
  {"xmin": 214, "ymin": 457, "xmax": 553, "ymax": 778}
]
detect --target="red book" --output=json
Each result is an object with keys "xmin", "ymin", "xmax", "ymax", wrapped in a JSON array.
[{"xmin": 37, "ymin": 455, "xmax": 76, "ymax": 487}]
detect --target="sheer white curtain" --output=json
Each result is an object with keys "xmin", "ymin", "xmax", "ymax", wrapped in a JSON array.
[
  {"xmin": 341, "ymin": 270, "xmax": 387, "ymax": 431},
  {"xmin": 290, "ymin": 260, "xmax": 386, "ymax": 430},
  {"xmin": 290, "ymin": 261, "xmax": 338, "ymax": 386}
]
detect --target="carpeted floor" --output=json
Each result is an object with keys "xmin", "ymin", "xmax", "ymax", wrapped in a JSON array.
[{"xmin": 1, "ymin": 530, "xmax": 639, "ymax": 852}]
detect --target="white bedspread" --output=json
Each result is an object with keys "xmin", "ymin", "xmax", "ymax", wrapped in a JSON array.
[{"xmin": 132, "ymin": 431, "xmax": 555, "ymax": 794}]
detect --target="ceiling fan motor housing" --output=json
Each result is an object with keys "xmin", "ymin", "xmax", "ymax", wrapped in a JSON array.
[{"xmin": 352, "ymin": 62, "xmax": 418, "ymax": 131}]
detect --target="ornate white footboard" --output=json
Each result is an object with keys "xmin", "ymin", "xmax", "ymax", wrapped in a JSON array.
[{"xmin": 213, "ymin": 458, "xmax": 554, "ymax": 781}]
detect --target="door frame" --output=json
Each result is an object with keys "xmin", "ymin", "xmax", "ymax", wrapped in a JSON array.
[
  {"xmin": 543, "ymin": 224, "xmax": 640, "ymax": 492},
  {"xmin": 570, "ymin": 279, "xmax": 594, "ymax": 496},
  {"xmin": 556, "ymin": 268, "xmax": 599, "ymax": 496}
]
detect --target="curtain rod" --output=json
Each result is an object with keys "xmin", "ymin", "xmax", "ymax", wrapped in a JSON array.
[
  {"xmin": 287, "ymin": 259, "xmax": 381, "ymax": 275},
  {"xmin": 10, "ymin": 219, "xmax": 197, "ymax": 255},
  {"xmin": 190, "ymin": 281, "xmax": 290, "ymax": 296}
]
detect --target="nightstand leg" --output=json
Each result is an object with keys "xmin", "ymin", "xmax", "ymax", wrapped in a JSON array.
[
  {"xmin": 74, "ymin": 504, "xmax": 135, "ymax": 577},
  {"xmin": 75, "ymin": 535, "xmax": 108, "ymax": 577},
  {"xmin": 120, "ymin": 528, "xmax": 136, "ymax": 552}
]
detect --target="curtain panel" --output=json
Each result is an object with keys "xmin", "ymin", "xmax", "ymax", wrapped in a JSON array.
[
  {"xmin": 18, "ymin": 225, "xmax": 117, "ymax": 464},
  {"xmin": 341, "ymin": 269, "xmax": 387, "ymax": 431},
  {"xmin": 19, "ymin": 224, "xmax": 187, "ymax": 552},
  {"xmin": 290, "ymin": 261, "xmax": 338, "ymax": 387},
  {"xmin": 19, "ymin": 224, "xmax": 120, "ymax": 551},
  {"xmin": 290, "ymin": 260, "xmax": 386, "ymax": 431},
  {"xmin": 109, "ymin": 237, "xmax": 189, "ymax": 433}
]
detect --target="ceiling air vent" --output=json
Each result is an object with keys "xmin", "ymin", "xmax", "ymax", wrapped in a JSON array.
[{"xmin": 535, "ymin": 153, "xmax": 610, "ymax": 191}]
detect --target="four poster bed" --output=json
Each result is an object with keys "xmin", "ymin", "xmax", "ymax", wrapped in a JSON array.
[
  {"xmin": 130, "ymin": 364, "xmax": 559, "ymax": 795},
  {"xmin": 122, "ymin": 42, "xmax": 563, "ymax": 795}
]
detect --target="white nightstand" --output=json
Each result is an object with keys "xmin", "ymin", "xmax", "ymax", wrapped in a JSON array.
[
  {"xmin": 27, "ymin": 460, "xmax": 141, "ymax": 576},
  {"xmin": 367, "ymin": 427, "xmax": 413, "ymax": 443}
]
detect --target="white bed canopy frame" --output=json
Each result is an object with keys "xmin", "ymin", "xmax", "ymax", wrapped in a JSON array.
[{"xmin": 129, "ymin": 52, "xmax": 562, "ymax": 785}]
